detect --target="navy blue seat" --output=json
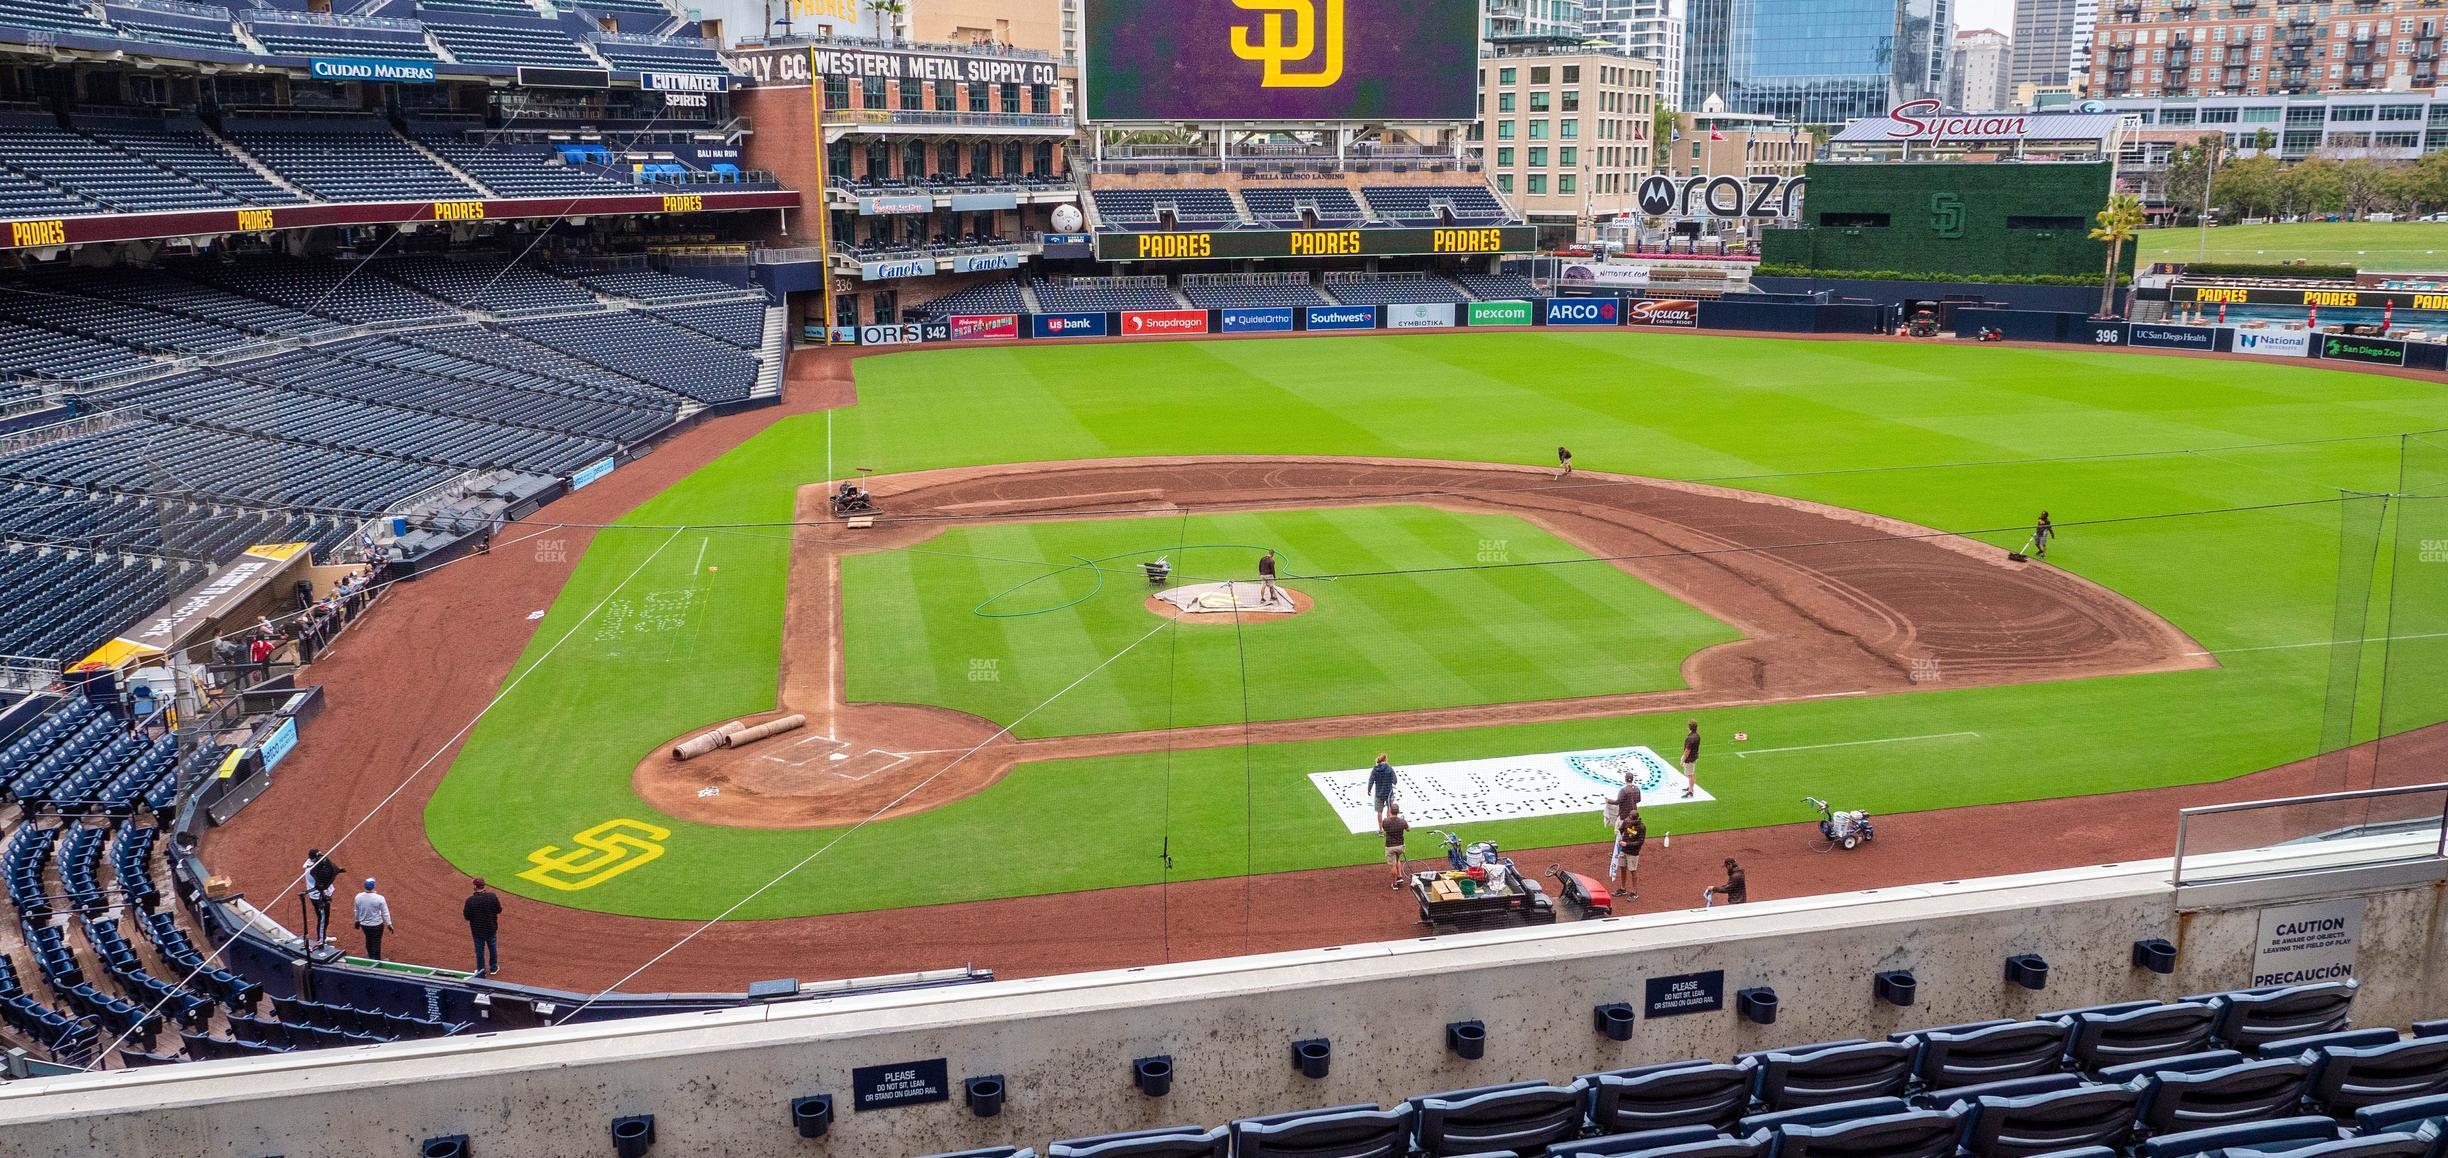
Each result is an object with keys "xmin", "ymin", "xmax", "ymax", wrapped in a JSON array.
[
  {"xmin": 2133, "ymin": 1056, "xmax": 2316, "ymax": 1136},
  {"xmin": 1551, "ymin": 1126, "xmax": 1772, "ymax": 1158},
  {"xmin": 2191, "ymin": 985, "xmax": 2358, "ymax": 1052},
  {"xmin": 1233, "ymin": 1104, "xmax": 1413, "ymax": 1158},
  {"xmin": 1961, "ymin": 1082, "xmax": 2142, "ymax": 1158},
  {"xmin": 2140, "ymin": 1116, "xmax": 2343, "ymax": 1158},
  {"xmin": 1912, "ymin": 1021, "xmax": 2074, "ymax": 1091},
  {"xmin": 1411, "ymin": 1081, "xmax": 1588, "ymax": 1156},
  {"xmin": 1754, "ymin": 1041, "xmax": 1917, "ymax": 1110},
  {"xmin": 2356, "ymin": 1093, "xmax": 2448, "ymax": 1135},
  {"xmin": 2066, "ymin": 1004, "xmax": 2221, "ymax": 1072},
  {"xmin": 1046, "ymin": 1126, "xmax": 1227, "ymax": 1157},
  {"xmin": 2217, "ymin": 1134, "xmax": 2440, "ymax": 1158},
  {"xmin": 1741, "ymin": 1098, "xmax": 1915, "ymax": 1136},
  {"xmin": 1777, "ymin": 1105, "xmax": 1969, "ymax": 1158},
  {"xmin": 1586, "ymin": 1061, "xmax": 1758, "ymax": 1134},
  {"xmin": 2309, "ymin": 1037, "xmax": 2448, "ymax": 1114}
]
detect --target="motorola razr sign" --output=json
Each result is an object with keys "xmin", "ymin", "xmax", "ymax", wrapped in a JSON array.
[{"xmin": 1638, "ymin": 173, "xmax": 1806, "ymax": 220}]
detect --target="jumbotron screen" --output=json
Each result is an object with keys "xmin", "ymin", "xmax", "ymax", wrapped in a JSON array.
[{"xmin": 1084, "ymin": 0, "xmax": 1481, "ymax": 122}]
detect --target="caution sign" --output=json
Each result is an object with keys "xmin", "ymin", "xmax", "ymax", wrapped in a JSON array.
[{"xmin": 2249, "ymin": 897, "xmax": 2363, "ymax": 988}]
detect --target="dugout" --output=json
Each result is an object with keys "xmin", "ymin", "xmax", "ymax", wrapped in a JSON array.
[{"xmin": 66, "ymin": 541, "xmax": 320, "ymax": 724}]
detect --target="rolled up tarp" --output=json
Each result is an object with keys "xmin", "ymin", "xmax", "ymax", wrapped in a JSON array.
[
  {"xmin": 671, "ymin": 720, "xmax": 748, "ymax": 761},
  {"xmin": 724, "ymin": 713, "xmax": 807, "ymax": 748}
]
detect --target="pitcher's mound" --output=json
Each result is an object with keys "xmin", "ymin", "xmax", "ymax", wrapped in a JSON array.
[{"xmin": 1147, "ymin": 581, "xmax": 1311, "ymax": 622}]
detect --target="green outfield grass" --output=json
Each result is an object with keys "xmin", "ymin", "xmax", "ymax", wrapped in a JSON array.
[
  {"xmin": 2139, "ymin": 220, "xmax": 2448, "ymax": 271},
  {"xmin": 840, "ymin": 506, "xmax": 1741, "ymax": 738},
  {"xmin": 422, "ymin": 333, "xmax": 2448, "ymax": 922}
]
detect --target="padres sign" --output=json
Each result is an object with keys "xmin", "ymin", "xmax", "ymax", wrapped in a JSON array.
[{"xmin": 519, "ymin": 819, "xmax": 670, "ymax": 891}]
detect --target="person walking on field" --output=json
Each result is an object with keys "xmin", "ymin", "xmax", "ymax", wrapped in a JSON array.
[
  {"xmin": 1681, "ymin": 720, "xmax": 1703, "ymax": 798},
  {"xmin": 464, "ymin": 877, "xmax": 503, "ymax": 978},
  {"xmin": 1257, "ymin": 549, "xmax": 1281, "ymax": 606},
  {"xmin": 1604, "ymin": 775, "xmax": 1642, "ymax": 839},
  {"xmin": 354, "ymin": 878, "xmax": 394, "ymax": 961},
  {"xmin": 303, "ymin": 849, "xmax": 343, "ymax": 947},
  {"xmin": 1612, "ymin": 808, "xmax": 1646, "ymax": 898},
  {"xmin": 2032, "ymin": 511, "xmax": 2056, "ymax": 560},
  {"xmin": 1367, "ymin": 753, "xmax": 1399, "ymax": 819},
  {"xmin": 1380, "ymin": 801, "xmax": 1411, "ymax": 890},
  {"xmin": 1557, "ymin": 446, "xmax": 1574, "ymax": 478}
]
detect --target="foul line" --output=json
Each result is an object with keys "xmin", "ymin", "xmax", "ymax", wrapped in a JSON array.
[
  {"xmin": 553, "ymin": 611, "xmax": 1182, "ymax": 1022},
  {"xmin": 2186, "ymin": 629, "xmax": 2448, "ymax": 657},
  {"xmin": 1734, "ymin": 731, "xmax": 1982, "ymax": 758}
]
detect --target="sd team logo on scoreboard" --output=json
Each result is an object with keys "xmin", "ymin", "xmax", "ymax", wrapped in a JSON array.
[{"xmin": 1084, "ymin": 0, "xmax": 1479, "ymax": 122}]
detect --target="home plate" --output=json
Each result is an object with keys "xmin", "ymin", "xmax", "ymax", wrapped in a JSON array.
[
  {"xmin": 828, "ymin": 749, "xmax": 912, "ymax": 782},
  {"xmin": 760, "ymin": 733, "xmax": 849, "ymax": 767}
]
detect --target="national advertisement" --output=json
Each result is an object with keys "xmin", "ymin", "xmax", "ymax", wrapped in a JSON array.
[
  {"xmin": 2320, "ymin": 334, "xmax": 2407, "ymax": 366},
  {"xmin": 944, "ymin": 314, "xmax": 1019, "ymax": 341},
  {"xmin": 1624, "ymin": 299, "xmax": 1700, "ymax": 329},
  {"xmin": 2232, "ymin": 328, "xmax": 2311, "ymax": 358},
  {"xmin": 1220, "ymin": 307, "xmax": 1295, "ymax": 333},
  {"xmin": 1121, "ymin": 309, "xmax": 1210, "ymax": 337},
  {"xmin": 2126, "ymin": 322, "xmax": 2221, "ymax": 352},
  {"xmin": 1467, "ymin": 301, "xmax": 1533, "ymax": 326},
  {"xmin": 1302, "ymin": 305, "xmax": 1378, "ymax": 331},
  {"xmin": 1308, "ymin": 745, "xmax": 1713, "ymax": 834},
  {"xmin": 1083, "ymin": 0, "xmax": 1480, "ymax": 123},
  {"xmin": 1031, "ymin": 312, "xmax": 1109, "ymax": 338},
  {"xmin": 1386, "ymin": 302, "xmax": 1457, "ymax": 329},
  {"xmin": 1541, "ymin": 297, "xmax": 1622, "ymax": 327}
]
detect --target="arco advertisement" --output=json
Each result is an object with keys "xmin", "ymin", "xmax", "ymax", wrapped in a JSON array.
[
  {"xmin": 1542, "ymin": 298, "xmax": 1621, "ymax": 326},
  {"xmin": 1624, "ymin": 299, "xmax": 1701, "ymax": 329},
  {"xmin": 1387, "ymin": 303, "xmax": 1457, "ymax": 330},
  {"xmin": 1122, "ymin": 309, "xmax": 1210, "ymax": 337}
]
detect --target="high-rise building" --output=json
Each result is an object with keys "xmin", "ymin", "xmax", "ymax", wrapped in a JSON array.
[
  {"xmin": 2087, "ymin": 0, "xmax": 2446, "ymax": 99},
  {"xmin": 2010, "ymin": 0, "xmax": 2081, "ymax": 95},
  {"xmin": 1486, "ymin": 0, "xmax": 1589, "ymax": 43},
  {"xmin": 1682, "ymin": 0, "xmax": 1951, "ymax": 125},
  {"xmin": 1950, "ymin": 28, "xmax": 2015, "ymax": 111},
  {"xmin": 1584, "ymin": 0, "xmax": 1688, "ymax": 110},
  {"xmin": 2068, "ymin": 0, "xmax": 2098, "ymax": 88},
  {"xmin": 1476, "ymin": 48, "xmax": 1658, "ymax": 244}
]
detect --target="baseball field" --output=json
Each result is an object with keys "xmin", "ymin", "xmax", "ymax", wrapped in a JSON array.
[
  {"xmin": 412, "ymin": 331, "xmax": 2448, "ymax": 927},
  {"xmin": 2139, "ymin": 220, "xmax": 2448, "ymax": 271}
]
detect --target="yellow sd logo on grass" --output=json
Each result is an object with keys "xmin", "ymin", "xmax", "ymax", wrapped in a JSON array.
[
  {"xmin": 518, "ymin": 819, "xmax": 670, "ymax": 891},
  {"xmin": 1230, "ymin": 0, "xmax": 1343, "ymax": 88}
]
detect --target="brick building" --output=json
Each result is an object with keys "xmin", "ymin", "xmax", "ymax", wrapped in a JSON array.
[{"xmin": 2088, "ymin": 0, "xmax": 2446, "ymax": 98}]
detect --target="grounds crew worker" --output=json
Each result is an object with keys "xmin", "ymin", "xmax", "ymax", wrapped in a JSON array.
[
  {"xmin": 1707, "ymin": 858, "xmax": 1748, "ymax": 906},
  {"xmin": 1380, "ymin": 802, "xmax": 1411, "ymax": 890}
]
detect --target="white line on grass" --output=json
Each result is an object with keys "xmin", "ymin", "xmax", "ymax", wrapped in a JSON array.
[
  {"xmin": 1734, "ymin": 731, "xmax": 1983, "ymax": 758},
  {"xmin": 2185, "ymin": 629, "xmax": 2448, "ymax": 658}
]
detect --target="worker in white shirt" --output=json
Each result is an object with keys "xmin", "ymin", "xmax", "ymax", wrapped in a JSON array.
[{"xmin": 353, "ymin": 878, "xmax": 395, "ymax": 961}]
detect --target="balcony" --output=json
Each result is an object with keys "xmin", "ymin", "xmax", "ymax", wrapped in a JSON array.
[
  {"xmin": 2168, "ymin": 51, "xmax": 2193, "ymax": 67},
  {"xmin": 822, "ymin": 108, "xmax": 1076, "ymax": 138},
  {"xmin": 2229, "ymin": 0, "xmax": 2257, "ymax": 8}
]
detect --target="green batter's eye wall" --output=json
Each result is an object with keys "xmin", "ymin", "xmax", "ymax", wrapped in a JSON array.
[{"xmin": 1759, "ymin": 161, "xmax": 2135, "ymax": 282}]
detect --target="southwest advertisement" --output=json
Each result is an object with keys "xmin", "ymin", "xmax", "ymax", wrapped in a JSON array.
[
  {"xmin": 1302, "ymin": 305, "xmax": 1378, "ymax": 331},
  {"xmin": 1624, "ymin": 299, "xmax": 1700, "ymax": 329},
  {"xmin": 1083, "ymin": 0, "xmax": 1480, "ymax": 122}
]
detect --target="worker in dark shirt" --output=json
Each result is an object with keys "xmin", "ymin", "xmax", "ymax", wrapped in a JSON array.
[
  {"xmin": 1380, "ymin": 802, "xmax": 1411, "ymax": 890},
  {"xmin": 1681, "ymin": 720, "xmax": 1703, "ymax": 798},
  {"xmin": 1257, "ymin": 549, "xmax": 1281, "ymax": 605},
  {"xmin": 1557, "ymin": 446, "xmax": 1574, "ymax": 478},
  {"xmin": 1707, "ymin": 858, "xmax": 1747, "ymax": 906},
  {"xmin": 464, "ymin": 877, "xmax": 504, "ymax": 977},
  {"xmin": 1613, "ymin": 810, "xmax": 1646, "ymax": 897},
  {"xmin": 303, "ymin": 849, "xmax": 343, "ymax": 947},
  {"xmin": 1367, "ymin": 752, "xmax": 1398, "ymax": 819},
  {"xmin": 1603, "ymin": 775, "xmax": 1641, "ymax": 837},
  {"xmin": 2033, "ymin": 511, "xmax": 2056, "ymax": 560}
]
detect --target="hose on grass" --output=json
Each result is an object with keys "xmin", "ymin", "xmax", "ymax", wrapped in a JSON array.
[{"xmin": 970, "ymin": 543, "xmax": 1290, "ymax": 618}]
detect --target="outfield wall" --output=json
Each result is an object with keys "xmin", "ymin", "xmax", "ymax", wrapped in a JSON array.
[{"xmin": 3, "ymin": 839, "xmax": 2440, "ymax": 1157}]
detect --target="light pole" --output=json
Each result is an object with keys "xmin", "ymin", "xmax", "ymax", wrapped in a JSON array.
[{"xmin": 2196, "ymin": 136, "xmax": 2221, "ymax": 263}]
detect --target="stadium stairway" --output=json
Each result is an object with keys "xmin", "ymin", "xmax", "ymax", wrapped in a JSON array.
[
  {"xmin": 755, "ymin": 302, "xmax": 786, "ymax": 400},
  {"xmin": 398, "ymin": 136, "xmax": 502, "ymax": 199}
]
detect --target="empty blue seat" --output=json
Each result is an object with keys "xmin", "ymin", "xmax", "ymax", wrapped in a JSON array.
[{"xmin": 1046, "ymin": 1126, "xmax": 1227, "ymax": 1157}]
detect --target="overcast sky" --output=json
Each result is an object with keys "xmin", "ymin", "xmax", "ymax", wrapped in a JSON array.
[{"xmin": 1959, "ymin": 0, "xmax": 2014, "ymax": 34}]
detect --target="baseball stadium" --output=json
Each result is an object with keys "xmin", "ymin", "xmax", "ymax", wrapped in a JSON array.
[{"xmin": 3, "ymin": 0, "xmax": 2448, "ymax": 1154}]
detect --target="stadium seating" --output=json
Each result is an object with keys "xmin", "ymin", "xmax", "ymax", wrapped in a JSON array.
[
  {"xmin": 421, "ymin": 15, "xmax": 597, "ymax": 68},
  {"xmin": 589, "ymin": 35, "xmax": 724, "ymax": 72},
  {"xmin": 0, "ymin": 116, "xmax": 241, "ymax": 213},
  {"xmin": 239, "ymin": 14, "xmax": 436, "ymax": 60},
  {"xmin": 414, "ymin": 131, "xmax": 639, "ymax": 198},
  {"xmin": 1361, "ymin": 184, "xmax": 1516, "ymax": 226},
  {"xmin": 1326, "ymin": 274, "xmax": 1474, "ymax": 306},
  {"xmin": 1238, "ymin": 186, "xmax": 1370, "ymax": 227},
  {"xmin": 559, "ymin": 263, "xmax": 740, "ymax": 303},
  {"xmin": 508, "ymin": 313, "xmax": 758, "ymax": 403},
  {"xmin": 223, "ymin": 119, "xmax": 479, "ymax": 203},
  {"xmin": 0, "ymin": 0, "xmax": 117, "ymax": 38},
  {"xmin": 916, "ymin": 280, "xmax": 1029, "ymax": 318},
  {"xmin": 72, "ymin": 119, "xmax": 306, "ymax": 206},
  {"xmin": 1031, "ymin": 277, "xmax": 1183, "ymax": 313},
  {"xmin": 1180, "ymin": 279, "xmax": 1332, "ymax": 309},
  {"xmin": 376, "ymin": 255, "xmax": 601, "ymax": 314},
  {"xmin": 100, "ymin": 2, "xmax": 245, "ymax": 51},
  {"xmin": 1457, "ymin": 273, "xmax": 1542, "ymax": 301},
  {"xmin": 1089, "ymin": 188, "xmax": 1245, "ymax": 228}
]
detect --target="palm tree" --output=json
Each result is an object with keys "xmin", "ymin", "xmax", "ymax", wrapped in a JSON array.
[
  {"xmin": 2090, "ymin": 192, "xmax": 2145, "ymax": 318},
  {"xmin": 865, "ymin": 0, "xmax": 905, "ymax": 43}
]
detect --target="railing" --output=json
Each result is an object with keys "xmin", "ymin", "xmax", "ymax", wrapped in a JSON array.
[
  {"xmin": 336, "ymin": 468, "xmax": 483, "ymax": 564},
  {"xmin": 2173, "ymin": 782, "xmax": 2448, "ymax": 888},
  {"xmin": 108, "ymin": 0, "xmax": 234, "ymax": 18},
  {"xmin": 590, "ymin": 28, "xmax": 707, "ymax": 47},
  {"xmin": 827, "ymin": 108, "xmax": 1072, "ymax": 131},
  {"xmin": 1183, "ymin": 271, "xmax": 1312, "ymax": 287},
  {"xmin": 744, "ymin": 33, "xmax": 1056, "ymax": 62},
  {"xmin": 1324, "ymin": 271, "xmax": 1439, "ymax": 284},
  {"xmin": 0, "ymin": 654, "xmax": 63, "ymax": 698},
  {"xmin": 0, "ymin": 410, "xmax": 126, "ymax": 458},
  {"xmin": 240, "ymin": 7, "xmax": 423, "ymax": 31}
]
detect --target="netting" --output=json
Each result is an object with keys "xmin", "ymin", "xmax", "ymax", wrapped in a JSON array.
[
  {"xmin": 2319, "ymin": 492, "xmax": 2390, "ymax": 790},
  {"xmin": 2374, "ymin": 433, "xmax": 2448, "ymax": 784}
]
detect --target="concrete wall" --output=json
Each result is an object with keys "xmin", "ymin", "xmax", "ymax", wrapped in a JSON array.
[{"xmin": 1, "ymin": 849, "xmax": 2439, "ymax": 1158}]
